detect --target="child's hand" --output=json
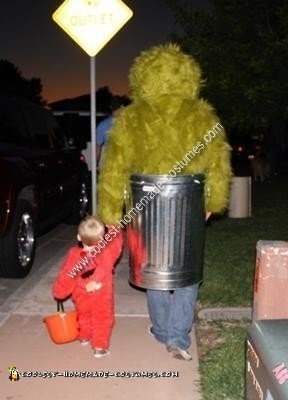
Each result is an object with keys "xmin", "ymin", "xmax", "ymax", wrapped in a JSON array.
[
  {"xmin": 86, "ymin": 281, "xmax": 102, "ymax": 292},
  {"xmin": 205, "ymin": 211, "xmax": 212, "ymax": 221},
  {"xmin": 94, "ymin": 282, "xmax": 102, "ymax": 291}
]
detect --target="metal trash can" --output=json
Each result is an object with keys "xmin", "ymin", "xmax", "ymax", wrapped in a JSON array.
[
  {"xmin": 246, "ymin": 320, "xmax": 288, "ymax": 400},
  {"xmin": 126, "ymin": 174, "xmax": 206, "ymax": 290}
]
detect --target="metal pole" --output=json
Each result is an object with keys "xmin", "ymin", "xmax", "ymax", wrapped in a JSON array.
[{"xmin": 90, "ymin": 56, "xmax": 96, "ymax": 215}]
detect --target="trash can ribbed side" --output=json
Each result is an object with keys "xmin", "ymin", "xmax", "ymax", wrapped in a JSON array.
[{"xmin": 126, "ymin": 174, "xmax": 206, "ymax": 290}]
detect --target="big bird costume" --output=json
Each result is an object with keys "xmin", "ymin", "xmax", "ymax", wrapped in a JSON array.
[{"xmin": 98, "ymin": 43, "xmax": 231, "ymax": 360}]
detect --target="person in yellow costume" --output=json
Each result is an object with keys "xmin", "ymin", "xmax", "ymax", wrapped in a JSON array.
[{"xmin": 98, "ymin": 43, "xmax": 232, "ymax": 361}]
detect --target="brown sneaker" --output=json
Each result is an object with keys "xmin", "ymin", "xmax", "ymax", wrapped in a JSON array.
[
  {"xmin": 167, "ymin": 346, "xmax": 192, "ymax": 361},
  {"xmin": 93, "ymin": 348, "xmax": 110, "ymax": 358}
]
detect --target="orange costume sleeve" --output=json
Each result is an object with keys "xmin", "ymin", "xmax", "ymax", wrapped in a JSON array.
[{"xmin": 90, "ymin": 231, "xmax": 123, "ymax": 282}]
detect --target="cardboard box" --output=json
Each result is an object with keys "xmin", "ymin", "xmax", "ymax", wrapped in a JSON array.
[{"xmin": 253, "ymin": 241, "xmax": 288, "ymax": 320}]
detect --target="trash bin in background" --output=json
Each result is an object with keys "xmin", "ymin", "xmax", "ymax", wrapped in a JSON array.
[
  {"xmin": 245, "ymin": 241, "xmax": 288, "ymax": 399},
  {"xmin": 228, "ymin": 176, "xmax": 252, "ymax": 218},
  {"xmin": 246, "ymin": 320, "xmax": 288, "ymax": 400},
  {"xmin": 126, "ymin": 174, "xmax": 206, "ymax": 290}
]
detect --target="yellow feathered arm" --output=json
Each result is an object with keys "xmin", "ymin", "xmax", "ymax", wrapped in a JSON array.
[
  {"xmin": 98, "ymin": 114, "xmax": 129, "ymax": 225},
  {"xmin": 201, "ymin": 132, "xmax": 232, "ymax": 213}
]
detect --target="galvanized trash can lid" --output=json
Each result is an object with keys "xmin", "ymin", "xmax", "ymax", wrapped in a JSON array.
[{"xmin": 130, "ymin": 173, "xmax": 205, "ymax": 185}]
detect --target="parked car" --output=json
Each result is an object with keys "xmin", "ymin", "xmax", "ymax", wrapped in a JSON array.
[
  {"xmin": 0, "ymin": 95, "xmax": 89, "ymax": 278},
  {"xmin": 52, "ymin": 111, "xmax": 109, "ymax": 173}
]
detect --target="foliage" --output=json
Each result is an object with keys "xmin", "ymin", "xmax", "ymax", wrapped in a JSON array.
[
  {"xmin": 0, "ymin": 59, "xmax": 45, "ymax": 105},
  {"xmin": 96, "ymin": 86, "xmax": 131, "ymax": 113},
  {"xmin": 96, "ymin": 86, "xmax": 114, "ymax": 113},
  {"xmin": 166, "ymin": 0, "xmax": 288, "ymax": 131}
]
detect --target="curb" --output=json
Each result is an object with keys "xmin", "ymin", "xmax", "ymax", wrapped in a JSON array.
[{"xmin": 198, "ymin": 307, "xmax": 252, "ymax": 321}]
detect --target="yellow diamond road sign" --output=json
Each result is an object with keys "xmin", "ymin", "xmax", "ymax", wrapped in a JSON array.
[{"xmin": 53, "ymin": 0, "xmax": 133, "ymax": 56}]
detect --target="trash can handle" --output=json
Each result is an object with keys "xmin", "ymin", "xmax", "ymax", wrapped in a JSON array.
[{"xmin": 57, "ymin": 301, "xmax": 65, "ymax": 313}]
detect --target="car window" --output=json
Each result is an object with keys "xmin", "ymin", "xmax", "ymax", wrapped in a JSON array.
[
  {"xmin": 25, "ymin": 108, "xmax": 52, "ymax": 149},
  {"xmin": 45, "ymin": 112, "xmax": 67, "ymax": 149},
  {"xmin": 54, "ymin": 113, "xmax": 108, "ymax": 150},
  {"xmin": 55, "ymin": 114, "xmax": 90, "ymax": 149},
  {"xmin": 0, "ymin": 105, "xmax": 29, "ymax": 146}
]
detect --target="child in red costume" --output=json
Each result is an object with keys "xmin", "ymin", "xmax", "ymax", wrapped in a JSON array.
[{"xmin": 52, "ymin": 216, "xmax": 123, "ymax": 358}]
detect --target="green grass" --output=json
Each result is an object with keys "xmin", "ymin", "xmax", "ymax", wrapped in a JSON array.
[
  {"xmin": 198, "ymin": 320, "xmax": 250, "ymax": 400},
  {"xmin": 199, "ymin": 176, "xmax": 288, "ymax": 307}
]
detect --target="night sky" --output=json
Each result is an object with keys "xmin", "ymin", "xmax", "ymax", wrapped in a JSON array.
[{"xmin": 0, "ymin": 0, "xmax": 208, "ymax": 103}]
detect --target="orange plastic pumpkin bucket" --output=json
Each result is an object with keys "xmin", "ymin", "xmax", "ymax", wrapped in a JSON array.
[{"xmin": 43, "ymin": 302, "xmax": 78, "ymax": 344}]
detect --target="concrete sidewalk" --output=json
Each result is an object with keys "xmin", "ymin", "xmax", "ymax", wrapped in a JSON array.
[{"xmin": 0, "ymin": 224, "xmax": 202, "ymax": 400}]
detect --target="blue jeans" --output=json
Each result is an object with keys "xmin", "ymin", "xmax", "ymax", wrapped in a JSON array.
[{"xmin": 147, "ymin": 283, "xmax": 199, "ymax": 350}]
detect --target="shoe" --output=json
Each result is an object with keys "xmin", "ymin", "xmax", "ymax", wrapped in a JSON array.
[
  {"xmin": 80, "ymin": 339, "xmax": 90, "ymax": 346},
  {"xmin": 148, "ymin": 325, "xmax": 155, "ymax": 338},
  {"xmin": 167, "ymin": 346, "xmax": 192, "ymax": 361},
  {"xmin": 148, "ymin": 326, "xmax": 167, "ymax": 344},
  {"xmin": 93, "ymin": 348, "xmax": 110, "ymax": 358}
]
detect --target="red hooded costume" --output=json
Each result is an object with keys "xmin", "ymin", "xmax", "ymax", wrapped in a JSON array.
[{"xmin": 53, "ymin": 232, "xmax": 123, "ymax": 349}]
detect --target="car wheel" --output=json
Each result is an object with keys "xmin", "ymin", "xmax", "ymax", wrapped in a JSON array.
[{"xmin": 0, "ymin": 200, "xmax": 36, "ymax": 278}]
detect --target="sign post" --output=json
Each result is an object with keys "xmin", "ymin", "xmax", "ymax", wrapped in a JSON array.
[
  {"xmin": 52, "ymin": 0, "xmax": 133, "ymax": 215},
  {"xmin": 90, "ymin": 56, "xmax": 96, "ymax": 215}
]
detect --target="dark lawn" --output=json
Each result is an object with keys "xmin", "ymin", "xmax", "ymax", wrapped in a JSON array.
[{"xmin": 199, "ymin": 175, "xmax": 288, "ymax": 307}]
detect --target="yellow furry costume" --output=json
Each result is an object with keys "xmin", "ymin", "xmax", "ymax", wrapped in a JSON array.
[{"xmin": 98, "ymin": 44, "xmax": 232, "ymax": 224}]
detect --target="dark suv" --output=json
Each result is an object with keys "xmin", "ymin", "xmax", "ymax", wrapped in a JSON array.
[{"xmin": 0, "ymin": 95, "xmax": 89, "ymax": 278}]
